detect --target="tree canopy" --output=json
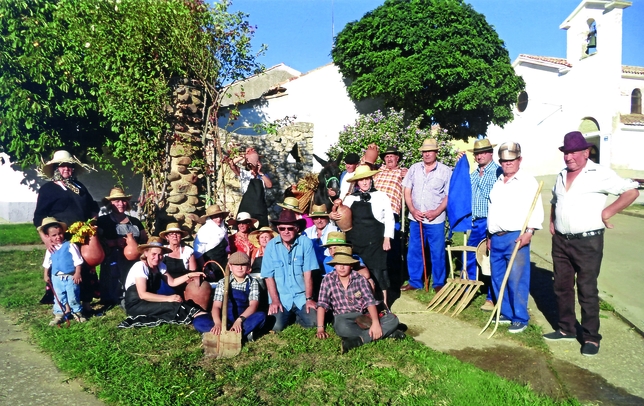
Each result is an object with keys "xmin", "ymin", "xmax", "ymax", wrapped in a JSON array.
[{"xmin": 332, "ymin": 0, "xmax": 525, "ymax": 140}]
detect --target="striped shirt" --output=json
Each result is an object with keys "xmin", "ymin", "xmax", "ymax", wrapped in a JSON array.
[
  {"xmin": 470, "ymin": 161, "xmax": 501, "ymax": 219},
  {"xmin": 373, "ymin": 167, "xmax": 404, "ymax": 215}
]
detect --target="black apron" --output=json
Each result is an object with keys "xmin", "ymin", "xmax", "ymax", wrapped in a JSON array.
[
  {"xmin": 203, "ymin": 240, "xmax": 228, "ymax": 282},
  {"xmin": 239, "ymin": 178, "xmax": 269, "ymax": 228}
]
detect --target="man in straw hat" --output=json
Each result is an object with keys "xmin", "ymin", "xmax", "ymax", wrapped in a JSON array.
[
  {"xmin": 543, "ymin": 131, "xmax": 639, "ymax": 356},
  {"xmin": 303, "ymin": 204, "xmax": 338, "ymax": 268},
  {"xmin": 465, "ymin": 138, "xmax": 501, "ymax": 311},
  {"xmin": 374, "ymin": 145, "xmax": 408, "ymax": 291},
  {"xmin": 315, "ymin": 246, "xmax": 404, "ymax": 354},
  {"xmin": 487, "ymin": 142, "xmax": 543, "ymax": 334},
  {"xmin": 260, "ymin": 209, "xmax": 319, "ymax": 332},
  {"xmin": 401, "ymin": 138, "xmax": 452, "ymax": 292}
]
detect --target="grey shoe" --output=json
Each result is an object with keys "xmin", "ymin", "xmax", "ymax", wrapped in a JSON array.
[
  {"xmin": 491, "ymin": 315, "xmax": 511, "ymax": 325},
  {"xmin": 543, "ymin": 330, "xmax": 576, "ymax": 341},
  {"xmin": 508, "ymin": 321, "xmax": 528, "ymax": 334}
]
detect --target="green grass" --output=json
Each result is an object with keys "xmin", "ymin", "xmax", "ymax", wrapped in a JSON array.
[
  {"xmin": 0, "ymin": 250, "xmax": 578, "ymax": 406},
  {"xmin": 0, "ymin": 223, "xmax": 41, "ymax": 246}
]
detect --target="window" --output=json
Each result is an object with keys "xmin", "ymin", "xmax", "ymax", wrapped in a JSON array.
[
  {"xmin": 632, "ymin": 89, "xmax": 642, "ymax": 114},
  {"xmin": 517, "ymin": 91, "xmax": 528, "ymax": 112},
  {"xmin": 586, "ymin": 20, "xmax": 597, "ymax": 55}
]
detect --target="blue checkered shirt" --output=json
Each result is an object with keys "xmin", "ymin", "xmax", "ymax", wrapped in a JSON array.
[{"xmin": 471, "ymin": 161, "xmax": 501, "ymax": 219}]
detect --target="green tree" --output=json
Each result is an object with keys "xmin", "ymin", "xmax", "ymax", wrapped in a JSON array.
[
  {"xmin": 332, "ymin": 0, "xmax": 525, "ymax": 140},
  {"xmin": 328, "ymin": 108, "xmax": 457, "ymax": 170}
]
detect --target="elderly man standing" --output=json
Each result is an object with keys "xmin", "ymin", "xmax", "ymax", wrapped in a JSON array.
[
  {"xmin": 466, "ymin": 139, "xmax": 502, "ymax": 311},
  {"xmin": 374, "ymin": 146, "xmax": 408, "ymax": 289},
  {"xmin": 544, "ymin": 131, "xmax": 639, "ymax": 356},
  {"xmin": 487, "ymin": 142, "xmax": 543, "ymax": 334},
  {"xmin": 261, "ymin": 209, "xmax": 319, "ymax": 332},
  {"xmin": 401, "ymin": 138, "xmax": 452, "ymax": 291}
]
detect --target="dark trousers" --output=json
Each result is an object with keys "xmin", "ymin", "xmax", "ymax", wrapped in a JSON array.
[{"xmin": 552, "ymin": 232, "xmax": 604, "ymax": 343}]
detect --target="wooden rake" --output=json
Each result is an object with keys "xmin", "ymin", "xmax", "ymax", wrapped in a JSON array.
[{"xmin": 480, "ymin": 181, "xmax": 543, "ymax": 339}]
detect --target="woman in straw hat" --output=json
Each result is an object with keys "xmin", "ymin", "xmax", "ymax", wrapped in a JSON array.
[
  {"xmin": 330, "ymin": 165, "xmax": 395, "ymax": 307},
  {"xmin": 160, "ymin": 223, "xmax": 212, "ymax": 311},
  {"xmin": 228, "ymin": 212, "xmax": 259, "ymax": 256},
  {"xmin": 96, "ymin": 187, "xmax": 147, "ymax": 305},
  {"xmin": 193, "ymin": 204, "xmax": 230, "ymax": 279},
  {"xmin": 118, "ymin": 237, "xmax": 208, "ymax": 328},
  {"xmin": 248, "ymin": 226, "xmax": 277, "ymax": 276},
  {"xmin": 33, "ymin": 150, "xmax": 99, "ymax": 311}
]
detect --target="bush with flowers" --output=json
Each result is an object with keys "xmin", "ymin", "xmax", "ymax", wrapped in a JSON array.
[{"xmin": 327, "ymin": 108, "xmax": 457, "ymax": 170}]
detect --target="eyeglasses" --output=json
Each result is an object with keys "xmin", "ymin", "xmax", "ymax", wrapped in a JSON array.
[{"xmin": 277, "ymin": 226, "xmax": 296, "ymax": 232}]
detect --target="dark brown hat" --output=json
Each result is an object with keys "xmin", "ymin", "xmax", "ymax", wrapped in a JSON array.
[
  {"xmin": 270, "ymin": 209, "xmax": 307, "ymax": 230},
  {"xmin": 379, "ymin": 146, "xmax": 402, "ymax": 161}
]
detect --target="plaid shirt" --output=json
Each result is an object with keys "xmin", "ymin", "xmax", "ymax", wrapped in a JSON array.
[
  {"xmin": 317, "ymin": 271, "xmax": 379, "ymax": 315},
  {"xmin": 470, "ymin": 161, "xmax": 501, "ymax": 219},
  {"xmin": 213, "ymin": 274, "xmax": 260, "ymax": 303},
  {"xmin": 374, "ymin": 167, "xmax": 404, "ymax": 215}
]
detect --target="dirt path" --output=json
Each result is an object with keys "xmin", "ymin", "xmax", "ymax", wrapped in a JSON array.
[{"xmin": 0, "ymin": 308, "xmax": 104, "ymax": 406}]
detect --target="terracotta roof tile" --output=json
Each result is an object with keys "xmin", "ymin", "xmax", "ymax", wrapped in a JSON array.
[
  {"xmin": 623, "ymin": 65, "xmax": 644, "ymax": 75},
  {"xmin": 621, "ymin": 114, "xmax": 644, "ymax": 126},
  {"xmin": 518, "ymin": 54, "xmax": 572, "ymax": 68}
]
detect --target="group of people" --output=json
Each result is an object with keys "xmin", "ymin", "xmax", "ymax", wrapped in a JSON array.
[{"xmin": 34, "ymin": 130, "xmax": 639, "ymax": 356}]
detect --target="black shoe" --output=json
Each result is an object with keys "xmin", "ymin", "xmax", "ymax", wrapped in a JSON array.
[
  {"xmin": 397, "ymin": 323, "xmax": 408, "ymax": 332},
  {"xmin": 246, "ymin": 332, "xmax": 255, "ymax": 342},
  {"xmin": 581, "ymin": 341, "xmax": 600, "ymax": 357},
  {"xmin": 389, "ymin": 330, "xmax": 406, "ymax": 340},
  {"xmin": 341, "ymin": 337, "xmax": 363, "ymax": 354},
  {"xmin": 543, "ymin": 330, "xmax": 576, "ymax": 342}
]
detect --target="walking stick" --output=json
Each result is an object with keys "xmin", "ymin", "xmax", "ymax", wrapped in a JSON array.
[
  {"xmin": 419, "ymin": 221, "xmax": 429, "ymax": 292},
  {"xmin": 480, "ymin": 181, "xmax": 543, "ymax": 338}
]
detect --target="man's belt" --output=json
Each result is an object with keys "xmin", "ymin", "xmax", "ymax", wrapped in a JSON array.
[{"xmin": 555, "ymin": 229, "xmax": 604, "ymax": 240}]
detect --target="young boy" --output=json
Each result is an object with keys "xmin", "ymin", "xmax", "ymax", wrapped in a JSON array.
[
  {"xmin": 322, "ymin": 232, "xmax": 374, "ymax": 290},
  {"xmin": 200, "ymin": 252, "xmax": 266, "ymax": 341},
  {"xmin": 316, "ymin": 248, "xmax": 404, "ymax": 354},
  {"xmin": 39, "ymin": 217, "xmax": 85, "ymax": 325}
]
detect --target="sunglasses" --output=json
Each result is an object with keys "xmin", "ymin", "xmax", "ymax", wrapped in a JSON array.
[{"xmin": 277, "ymin": 226, "xmax": 297, "ymax": 232}]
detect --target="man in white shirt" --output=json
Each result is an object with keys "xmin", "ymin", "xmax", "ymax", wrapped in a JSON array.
[
  {"xmin": 487, "ymin": 142, "xmax": 543, "ymax": 334},
  {"xmin": 544, "ymin": 131, "xmax": 639, "ymax": 356}
]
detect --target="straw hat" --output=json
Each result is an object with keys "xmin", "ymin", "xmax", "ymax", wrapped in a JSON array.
[
  {"xmin": 309, "ymin": 204, "xmax": 330, "ymax": 218},
  {"xmin": 227, "ymin": 212, "xmax": 259, "ymax": 228},
  {"xmin": 349, "ymin": 165, "xmax": 380, "ymax": 182},
  {"xmin": 137, "ymin": 236, "xmax": 172, "ymax": 254},
  {"xmin": 229, "ymin": 251, "xmax": 251, "ymax": 265},
  {"xmin": 270, "ymin": 209, "xmax": 307, "ymax": 230},
  {"xmin": 200, "ymin": 204, "xmax": 230, "ymax": 221},
  {"xmin": 159, "ymin": 223, "xmax": 189, "ymax": 239},
  {"xmin": 327, "ymin": 246, "xmax": 359, "ymax": 266},
  {"xmin": 322, "ymin": 231, "xmax": 351, "ymax": 247},
  {"xmin": 467, "ymin": 139, "xmax": 497, "ymax": 153},
  {"xmin": 418, "ymin": 138, "xmax": 439, "ymax": 152},
  {"xmin": 476, "ymin": 239, "xmax": 491, "ymax": 276},
  {"xmin": 277, "ymin": 197, "xmax": 304, "ymax": 214},
  {"xmin": 249, "ymin": 226, "xmax": 278, "ymax": 248},
  {"xmin": 41, "ymin": 150, "xmax": 89, "ymax": 178},
  {"xmin": 102, "ymin": 187, "xmax": 133, "ymax": 209},
  {"xmin": 37, "ymin": 217, "xmax": 67, "ymax": 233}
]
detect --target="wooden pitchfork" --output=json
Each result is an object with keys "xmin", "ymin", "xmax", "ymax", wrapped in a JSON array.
[{"xmin": 480, "ymin": 181, "xmax": 543, "ymax": 338}]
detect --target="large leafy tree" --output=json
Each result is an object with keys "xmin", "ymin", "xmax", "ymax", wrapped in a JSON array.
[{"xmin": 332, "ymin": 0, "xmax": 524, "ymax": 140}]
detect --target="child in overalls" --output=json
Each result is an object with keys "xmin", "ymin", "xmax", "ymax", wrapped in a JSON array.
[
  {"xmin": 39, "ymin": 217, "xmax": 85, "ymax": 325},
  {"xmin": 204, "ymin": 252, "xmax": 266, "ymax": 342}
]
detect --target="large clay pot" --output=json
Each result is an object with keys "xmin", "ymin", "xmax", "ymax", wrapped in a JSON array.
[
  {"xmin": 245, "ymin": 147, "xmax": 259, "ymax": 167},
  {"xmin": 81, "ymin": 234, "xmax": 105, "ymax": 267},
  {"xmin": 332, "ymin": 199, "xmax": 353, "ymax": 232},
  {"xmin": 123, "ymin": 233, "xmax": 139, "ymax": 261},
  {"xmin": 362, "ymin": 143, "xmax": 379, "ymax": 166}
]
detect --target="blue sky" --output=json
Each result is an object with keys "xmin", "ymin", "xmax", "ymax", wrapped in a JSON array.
[{"xmin": 227, "ymin": 0, "xmax": 644, "ymax": 73}]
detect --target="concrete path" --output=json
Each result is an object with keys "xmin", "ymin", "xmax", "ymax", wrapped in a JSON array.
[{"xmin": 0, "ymin": 308, "xmax": 104, "ymax": 406}]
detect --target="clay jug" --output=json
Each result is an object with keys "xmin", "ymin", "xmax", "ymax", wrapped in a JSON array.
[
  {"xmin": 81, "ymin": 233, "xmax": 105, "ymax": 267},
  {"xmin": 123, "ymin": 233, "xmax": 139, "ymax": 261},
  {"xmin": 362, "ymin": 143, "xmax": 379, "ymax": 166},
  {"xmin": 332, "ymin": 199, "xmax": 353, "ymax": 232}
]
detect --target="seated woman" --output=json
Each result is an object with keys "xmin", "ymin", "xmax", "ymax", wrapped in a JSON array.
[
  {"xmin": 97, "ymin": 187, "xmax": 147, "ymax": 306},
  {"xmin": 159, "ymin": 223, "xmax": 212, "ymax": 311},
  {"xmin": 228, "ymin": 212, "xmax": 258, "ymax": 256},
  {"xmin": 193, "ymin": 204, "xmax": 230, "ymax": 283},
  {"xmin": 118, "ymin": 237, "xmax": 207, "ymax": 328}
]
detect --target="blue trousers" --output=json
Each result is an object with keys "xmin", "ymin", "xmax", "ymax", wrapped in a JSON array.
[
  {"xmin": 192, "ymin": 312, "xmax": 266, "ymax": 335},
  {"xmin": 490, "ymin": 232, "xmax": 531, "ymax": 324},
  {"xmin": 408, "ymin": 221, "xmax": 446, "ymax": 289},
  {"xmin": 272, "ymin": 304, "xmax": 317, "ymax": 332},
  {"xmin": 52, "ymin": 274, "xmax": 82, "ymax": 314},
  {"xmin": 467, "ymin": 218, "xmax": 492, "ymax": 301}
]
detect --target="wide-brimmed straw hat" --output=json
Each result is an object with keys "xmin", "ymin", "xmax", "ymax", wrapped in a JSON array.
[
  {"xmin": 467, "ymin": 139, "xmax": 497, "ymax": 153},
  {"xmin": 37, "ymin": 217, "xmax": 67, "ymax": 233},
  {"xmin": 200, "ymin": 204, "xmax": 230, "ymax": 221},
  {"xmin": 476, "ymin": 239, "xmax": 491, "ymax": 276},
  {"xmin": 322, "ymin": 231, "xmax": 351, "ymax": 247},
  {"xmin": 559, "ymin": 131, "xmax": 594, "ymax": 153},
  {"xmin": 309, "ymin": 204, "xmax": 330, "ymax": 218},
  {"xmin": 227, "ymin": 212, "xmax": 259, "ymax": 228},
  {"xmin": 249, "ymin": 226, "xmax": 278, "ymax": 248},
  {"xmin": 41, "ymin": 150, "xmax": 90, "ymax": 178},
  {"xmin": 327, "ymin": 246, "xmax": 359, "ymax": 266},
  {"xmin": 159, "ymin": 223, "xmax": 189, "ymax": 239},
  {"xmin": 277, "ymin": 197, "xmax": 304, "ymax": 214},
  {"xmin": 419, "ymin": 138, "xmax": 439, "ymax": 152},
  {"xmin": 270, "ymin": 209, "xmax": 307, "ymax": 230},
  {"xmin": 137, "ymin": 236, "xmax": 172, "ymax": 254},
  {"xmin": 102, "ymin": 187, "xmax": 133, "ymax": 209},
  {"xmin": 379, "ymin": 146, "xmax": 403, "ymax": 161},
  {"xmin": 349, "ymin": 165, "xmax": 380, "ymax": 182}
]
